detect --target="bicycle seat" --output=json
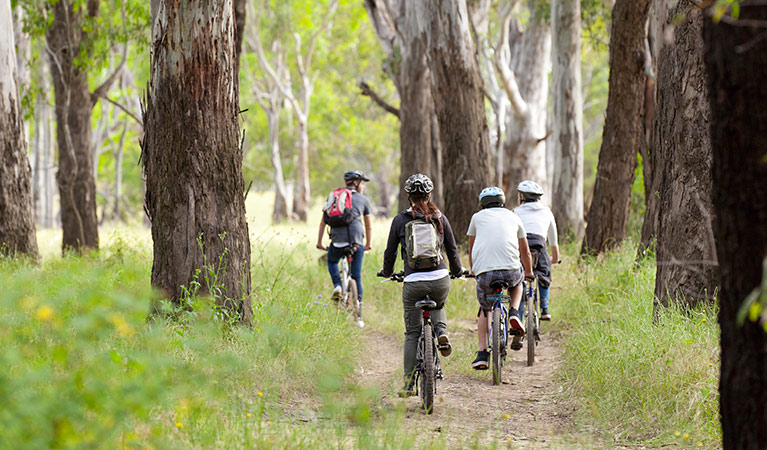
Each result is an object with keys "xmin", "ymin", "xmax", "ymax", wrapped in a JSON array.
[
  {"xmin": 415, "ymin": 299, "xmax": 438, "ymax": 310},
  {"xmin": 490, "ymin": 280, "xmax": 509, "ymax": 290}
]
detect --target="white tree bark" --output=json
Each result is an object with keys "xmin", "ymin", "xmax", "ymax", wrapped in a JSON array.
[{"xmin": 551, "ymin": 0, "xmax": 584, "ymax": 236}]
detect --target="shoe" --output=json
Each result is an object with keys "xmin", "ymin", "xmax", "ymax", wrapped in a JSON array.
[
  {"xmin": 398, "ymin": 384, "xmax": 417, "ymax": 397},
  {"xmin": 437, "ymin": 333, "xmax": 452, "ymax": 357},
  {"xmin": 471, "ymin": 350, "xmax": 490, "ymax": 370},
  {"xmin": 510, "ymin": 335, "xmax": 522, "ymax": 351},
  {"xmin": 541, "ymin": 307, "xmax": 551, "ymax": 321},
  {"xmin": 509, "ymin": 314, "xmax": 526, "ymax": 337},
  {"xmin": 331, "ymin": 286, "xmax": 342, "ymax": 301},
  {"xmin": 357, "ymin": 319, "xmax": 365, "ymax": 328}
]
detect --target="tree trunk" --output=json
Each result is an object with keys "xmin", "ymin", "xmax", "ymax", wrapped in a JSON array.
[
  {"xmin": 233, "ymin": 0, "xmax": 246, "ymax": 75},
  {"xmin": 292, "ymin": 116, "xmax": 310, "ymax": 221},
  {"xmin": 143, "ymin": 0, "xmax": 252, "ymax": 324},
  {"xmin": 704, "ymin": 4, "xmax": 767, "ymax": 447},
  {"xmin": 0, "ymin": 0, "xmax": 37, "ymax": 258},
  {"xmin": 502, "ymin": 13, "xmax": 550, "ymax": 197},
  {"xmin": 581, "ymin": 0, "xmax": 650, "ymax": 256},
  {"xmin": 267, "ymin": 110, "xmax": 290, "ymax": 222},
  {"xmin": 46, "ymin": 0, "xmax": 100, "ymax": 252},
  {"xmin": 112, "ymin": 121, "xmax": 127, "ymax": 221},
  {"xmin": 551, "ymin": 0, "xmax": 584, "ymax": 238},
  {"xmin": 415, "ymin": 0, "xmax": 492, "ymax": 239},
  {"xmin": 650, "ymin": 1, "xmax": 717, "ymax": 307}
]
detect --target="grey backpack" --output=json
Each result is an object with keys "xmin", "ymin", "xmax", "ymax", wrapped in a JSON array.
[{"xmin": 405, "ymin": 218, "xmax": 443, "ymax": 269}]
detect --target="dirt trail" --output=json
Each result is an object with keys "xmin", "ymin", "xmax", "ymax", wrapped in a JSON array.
[{"xmin": 358, "ymin": 322, "xmax": 578, "ymax": 448}]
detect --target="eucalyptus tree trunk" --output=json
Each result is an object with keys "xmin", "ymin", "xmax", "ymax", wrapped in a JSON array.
[
  {"xmin": 414, "ymin": 0, "xmax": 492, "ymax": 238},
  {"xmin": 704, "ymin": 5, "xmax": 767, "ymax": 447},
  {"xmin": 650, "ymin": 0, "xmax": 717, "ymax": 307},
  {"xmin": 46, "ymin": 0, "xmax": 100, "ymax": 252},
  {"xmin": 233, "ymin": 0, "xmax": 246, "ymax": 74},
  {"xmin": 268, "ymin": 109, "xmax": 291, "ymax": 222},
  {"xmin": 551, "ymin": 0, "xmax": 583, "ymax": 237},
  {"xmin": 500, "ymin": 7, "xmax": 550, "ymax": 197},
  {"xmin": 0, "ymin": 0, "xmax": 37, "ymax": 258},
  {"xmin": 143, "ymin": 0, "xmax": 252, "ymax": 324},
  {"xmin": 364, "ymin": 0, "xmax": 442, "ymax": 211},
  {"xmin": 581, "ymin": 0, "xmax": 650, "ymax": 256}
]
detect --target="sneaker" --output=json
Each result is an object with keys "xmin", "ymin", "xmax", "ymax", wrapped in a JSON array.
[
  {"xmin": 398, "ymin": 384, "xmax": 417, "ymax": 397},
  {"xmin": 541, "ymin": 307, "xmax": 551, "ymax": 321},
  {"xmin": 510, "ymin": 335, "xmax": 522, "ymax": 351},
  {"xmin": 437, "ymin": 333, "xmax": 452, "ymax": 357},
  {"xmin": 509, "ymin": 314, "xmax": 526, "ymax": 337},
  {"xmin": 357, "ymin": 319, "xmax": 365, "ymax": 328},
  {"xmin": 471, "ymin": 350, "xmax": 490, "ymax": 370},
  {"xmin": 331, "ymin": 285, "xmax": 342, "ymax": 301}
]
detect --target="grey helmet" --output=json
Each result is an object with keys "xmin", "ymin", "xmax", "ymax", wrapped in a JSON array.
[
  {"xmin": 404, "ymin": 173, "xmax": 434, "ymax": 195},
  {"xmin": 479, "ymin": 186, "xmax": 506, "ymax": 208},
  {"xmin": 516, "ymin": 180, "xmax": 544, "ymax": 201}
]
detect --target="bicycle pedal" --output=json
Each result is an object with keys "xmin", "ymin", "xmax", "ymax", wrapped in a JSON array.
[{"xmin": 436, "ymin": 369, "xmax": 444, "ymax": 380}]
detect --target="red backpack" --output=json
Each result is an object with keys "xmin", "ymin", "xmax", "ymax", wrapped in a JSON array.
[{"xmin": 323, "ymin": 188, "xmax": 355, "ymax": 227}]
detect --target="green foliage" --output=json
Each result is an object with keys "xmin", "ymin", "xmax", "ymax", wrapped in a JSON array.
[{"xmin": 557, "ymin": 242, "xmax": 720, "ymax": 447}]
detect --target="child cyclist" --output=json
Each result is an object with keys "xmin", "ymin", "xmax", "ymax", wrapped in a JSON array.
[
  {"xmin": 467, "ymin": 187, "xmax": 534, "ymax": 370},
  {"xmin": 513, "ymin": 180, "xmax": 559, "ymax": 320},
  {"xmin": 378, "ymin": 174, "xmax": 464, "ymax": 396}
]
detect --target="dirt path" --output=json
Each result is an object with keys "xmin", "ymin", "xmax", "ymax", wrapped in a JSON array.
[{"xmin": 358, "ymin": 321, "xmax": 578, "ymax": 449}]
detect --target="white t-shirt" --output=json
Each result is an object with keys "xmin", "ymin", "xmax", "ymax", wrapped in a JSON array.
[
  {"xmin": 466, "ymin": 207, "xmax": 527, "ymax": 274},
  {"xmin": 513, "ymin": 202, "xmax": 558, "ymax": 247}
]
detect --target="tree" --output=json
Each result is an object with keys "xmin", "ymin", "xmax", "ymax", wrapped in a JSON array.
[
  {"xmin": 648, "ymin": 0, "xmax": 717, "ymax": 307},
  {"xmin": 414, "ymin": 0, "xmax": 492, "ymax": 238},
  {"xmin": 703, "ymin": 3, "xmax": 767, "ymax": 447},
  {"xmin": 0, "ymin": 0, "xmax": 38, "ymax": 258},
  {"xmin": 142, "ymin": 0, "xmax": 252, "ymax": 323},
  {"xmin": 581, "ymin": 0, "xmax": 650, "ymax": 256},
  {"xmin": 551, "ymin": 0, "xmax": 584, "ymax": 238},
  {"xmin": 364, "ymin": 0, "xmax": 443, "ymax": 211}
]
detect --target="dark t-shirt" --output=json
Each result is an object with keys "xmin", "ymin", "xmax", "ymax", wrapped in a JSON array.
[{"xmin": 329, "ymin": 190, "xmax": 372, "ymax": 246}]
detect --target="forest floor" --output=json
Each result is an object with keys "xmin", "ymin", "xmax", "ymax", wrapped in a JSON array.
[{"xmin": 357, "ymin": 316, "xmax": 650, "ymax": 449}]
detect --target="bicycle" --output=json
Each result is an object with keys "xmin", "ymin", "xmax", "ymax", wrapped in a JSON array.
[
  {"xmin": 520, "ymin": 253, "xmax": 542, "ymax": 366},
  {"xmin": 379, "ymin": 271, "xmax": 443, "ymax": 414},
  {"xmin": 338, "ymin": 245, "xmax": 363, "ymax": 327}
]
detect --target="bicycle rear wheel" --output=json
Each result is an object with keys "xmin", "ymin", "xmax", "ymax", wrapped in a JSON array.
[
  {"xmin": 492, "ymin": 308, "xmax": 502, "ymax": 385},
  {"xmin": 346, "ymin": 279, "xmax": 358, "ymax": 314},
  {"xmin": 526, "ymin": 294, "xmax": 535, "ymax": 366},
  {"xmin": 420, "ymin": 323, "xmax": 435, "ymax": 414}
]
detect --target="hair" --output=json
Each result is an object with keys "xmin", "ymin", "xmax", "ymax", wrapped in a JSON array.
[
  {"xmin": 409, "ymin": 194, "xmax": 444, "ymax": 234},
  {"xmin": 482, "ymin": 201, "xmax": 504, "ymax": 209},
  {"xmin": 520, "ymin": 193, "xmax": 541, "ymax": 203}
]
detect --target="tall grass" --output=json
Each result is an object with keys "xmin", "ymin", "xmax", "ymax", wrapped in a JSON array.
[{"xmin": 555, "ymin": 242, "xmax": 720, "ymax": 447}]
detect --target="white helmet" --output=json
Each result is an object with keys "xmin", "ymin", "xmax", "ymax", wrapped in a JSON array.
[{"xmin": 516, "ymin": 180, "xmax": 544, "ymax": 196}]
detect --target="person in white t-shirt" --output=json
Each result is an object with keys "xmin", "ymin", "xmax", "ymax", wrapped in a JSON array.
[
  {"xmin": 466, "ymin": 187, "xmax": 534, "ymax": 370},
  {"xmin": 513, "ymin": 180, "xmax": 560, "ymax": 320}
]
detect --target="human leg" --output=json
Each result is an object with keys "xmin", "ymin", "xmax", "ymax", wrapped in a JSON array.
[
  {"xmin": 326, "ymin": 245, "xmax": 342, "ymax": 288},
  {"xmin": 402, "ymin": 281, "xmax": 427, "ymax": 391},
  {"xmin": 350, "ymin": 244, "xmax": 365, "ymax": 303}
]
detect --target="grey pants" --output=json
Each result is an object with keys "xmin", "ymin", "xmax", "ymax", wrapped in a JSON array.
[{"xmin": 402, "ymin": 275, "xmax": 451, "ymax": 386}]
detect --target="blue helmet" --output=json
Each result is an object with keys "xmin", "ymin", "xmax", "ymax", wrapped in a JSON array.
[{"xmin": 479, "ymin": 186, "xmax": 506, "ymax": 207}]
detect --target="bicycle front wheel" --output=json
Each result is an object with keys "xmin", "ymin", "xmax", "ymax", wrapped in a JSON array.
[
  {"xmin": 526, "ymin": 294, "xmax": 535, "ymax": 366},
  {"xmin": 492, "ymin": 308, "xmax": 502, "ymax": 385},
  {"xmin": 420, "ymin": 323, "xmax": 435, "ymax": 414},
  {"xmin": 346, "ymin": 279, "xmax": 358, "ymax": 315}
]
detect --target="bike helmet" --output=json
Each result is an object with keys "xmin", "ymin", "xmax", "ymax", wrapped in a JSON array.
[
  {"xmin": 344, "ymin": 170, "xmax": 370, "ymax": 184},
  {"xmin": 516, "ymin": 180, "xmax": 544, "ymax": 200},
  {"xmin": 478, "ymin": 186, "xmax": 506, "ymax": 208},
  {"xmin": 404, "ymin": 173, "xmax": 434, "ymax": 195}
]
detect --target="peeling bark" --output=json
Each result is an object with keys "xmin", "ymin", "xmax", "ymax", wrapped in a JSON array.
[{"xmin": 143, "ymin": 0, "xmax": 252, "ymax": 324}]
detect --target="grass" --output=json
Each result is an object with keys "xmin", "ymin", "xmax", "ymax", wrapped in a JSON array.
[{"xmin": 1, "ymin": 194, "xmax": 722, "ymax": 448}]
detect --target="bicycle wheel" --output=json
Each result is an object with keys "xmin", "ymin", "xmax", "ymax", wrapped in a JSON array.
[
  {"xmin": 492, "ymin": 308, "xmax": 502, "ymax": 385},
  {"xmin": 420, "ymin": 323, "xmax": 435, "ymax": 414},
  {"xmin": 526, "ymin": 294, "xmax": 535, "ymax": 366},
  {"xmin": 346, "ymin": 278, "xmax": 358, "ymax": 313}
]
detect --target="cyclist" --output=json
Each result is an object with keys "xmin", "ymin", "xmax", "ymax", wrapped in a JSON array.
[
  {"xmin": 467, "ymin": 187, "xmax": 534, "ymax": 369},
  {"xmin": 378, "ymin": 174, "xmax": 464, "ymax": 397},
  {"xmin": 513, "ymin": 180, "xmax": 559, "ymax": 321},
  {"xmin": 316, "ymin": 170, "xmax": 373, "ymax": 327}
]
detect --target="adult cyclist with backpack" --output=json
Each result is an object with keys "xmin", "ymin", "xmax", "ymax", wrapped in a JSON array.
[
  {"xmin": 317, "ymin": 170, "xmax": 373, "ymax": 327},
  {"xmin": 513, "ymin": 180, "xmax": 559, "ymax": 320},
  {"xmin": 377, "ymin": 174, "xmax": 464, "ymax": 397}
]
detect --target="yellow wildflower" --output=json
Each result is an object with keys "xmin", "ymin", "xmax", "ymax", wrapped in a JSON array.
[
  {"xmin": 36, "ymin": 306, "xmax": 54, "ymax": 321},
  {"xmin": 257, "ymin": 392, "xmax": 263, "ymax": 397},
  {"xmin": 175, "ymin": 422, "xmax": 182, "ymax": 429},
  {"xmin": 247, "ymin": 413, "xmax": 252, "ymax": 418}
]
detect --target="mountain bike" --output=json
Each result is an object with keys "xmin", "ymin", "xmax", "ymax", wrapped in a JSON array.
[
  {"xmin": 521, "ymin": 253, "xmax": 541, "ymax": 366},
  {"xmin": 339, "ymin": 245, "xmax": 362, "ymax": 327},
  {"xmin": 379, "ymin": 271, "xmax": 443, "ymax": 414}
]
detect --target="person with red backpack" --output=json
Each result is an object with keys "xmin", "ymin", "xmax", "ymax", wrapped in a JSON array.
[{"xmin": 316, "ymin": 170, "xmax": 373, "ymax": 326}]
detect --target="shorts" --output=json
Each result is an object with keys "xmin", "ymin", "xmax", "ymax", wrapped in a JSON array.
[{"xmin": 475, "ymin": 269, "xmax": 523, "ymax": 313}]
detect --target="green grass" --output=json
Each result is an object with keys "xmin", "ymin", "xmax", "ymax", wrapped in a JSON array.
[{"xmin": 555, "ymin": 241, "xmax": 720, "ymax": 447}]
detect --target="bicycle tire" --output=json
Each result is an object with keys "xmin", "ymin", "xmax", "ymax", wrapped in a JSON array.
[
  {"xmin": 420, "ymin": 323, "xmax": 435, "ymax": 414},
  {"xmin": 526, "ymin": 293, "xmax": 535, "ymax": 366},
  {"xmin": 346, "ymin": 279, "xmax": 358, "ymax": 316},
  {"xmin": 492, "ymin": 308, "xmax": 502, "ymax": 385}
]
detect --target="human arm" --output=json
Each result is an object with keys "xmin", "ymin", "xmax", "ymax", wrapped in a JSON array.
[
  {"xmin": 381, "ymin": 216, "xmax": 401, "ymax": 277},
  {"xmin": 363, "ymin": 214, "xmax": 372, "ymax": 251},
  {"xmin": 441, "ymin": 215, "xmax": 464, "ymax": 276},
  {"xmin": 468, "ymin": 235, "xmax": 475, "ymax": 275},
  {"xmin": 316, "ymin": 217, "xmax": 327, "ymax": 250},
  {"xmin": 519, "ymin": 237, "xmax": 534, "ymax": 280},
  {"xmin": 551, "ymin": 245, "xmax": 560, "ymax": 264}
]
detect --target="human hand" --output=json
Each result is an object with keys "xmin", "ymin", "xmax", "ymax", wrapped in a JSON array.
[
  {"xmin": 364, "ymin": 244, "xmax": 372, "ymax": 251},
  {"xmin": 524, "ymin": 271, "xmax": 535, "ymax": 281},
  {"xmin": 316, "ymin": 243, "xmax": 327, "ymax": 251}
]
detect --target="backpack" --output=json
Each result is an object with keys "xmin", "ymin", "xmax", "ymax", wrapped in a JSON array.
[
  {"xmin": 405, "ymin": 218, "xmax": 443, "ymax": 269},
  {"xmin": 323, "ymin": 188, "xmax": 355, "ymax": 227}
]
